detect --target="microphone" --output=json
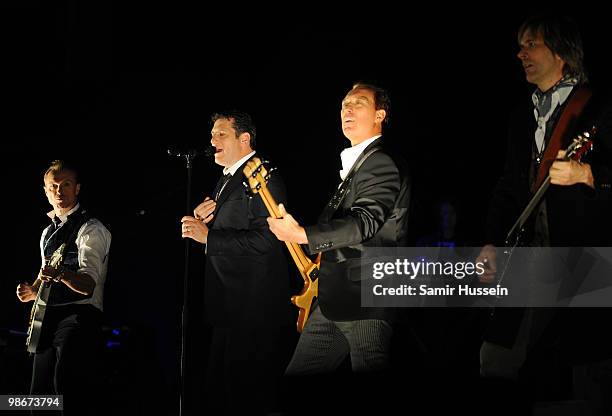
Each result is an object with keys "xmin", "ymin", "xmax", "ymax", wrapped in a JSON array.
[{"xmin": 167, "ymin": 145, "xmax": 215, "ymax": 158}]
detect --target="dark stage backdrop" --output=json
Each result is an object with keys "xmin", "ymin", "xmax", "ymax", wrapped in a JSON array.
[{"xmin": 2, "ymin": 2, "xmax": 612, "ymax": 413}]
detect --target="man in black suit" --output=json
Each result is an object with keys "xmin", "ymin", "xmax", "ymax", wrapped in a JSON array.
[
  {"xmin": 181, "ymin": 111, "xmax": 292, "ymax": 415},
  {"xmin": 267, "ymin": 83, "xmax": 411, "ymax": 377}
]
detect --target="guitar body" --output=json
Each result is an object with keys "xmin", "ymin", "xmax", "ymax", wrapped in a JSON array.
[
  {"xmin": 291, "ymin": 254, "xmax": 321, "ymax": 332},
  {"xmin": 25, "ymin": 243, "xmax": 66, "ymax": 353},
  {"xmin": 26, "ymin": 285, "xmax": 50, "ymax": 353}
]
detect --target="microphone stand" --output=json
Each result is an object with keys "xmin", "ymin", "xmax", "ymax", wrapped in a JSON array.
[
  {"xmin": 167, "ymin": 146, "xmax": 210, "ymax": 416},
  {"xmin": 168, "ymin": 146, "xmax": 214, "ymax": 416},
  {"xmin": 179, "ymin": 149, "xmax": 195, "ymax": 416}
]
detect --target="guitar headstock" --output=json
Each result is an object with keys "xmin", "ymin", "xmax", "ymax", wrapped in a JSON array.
[
  {"xmin": 566, "ymin": 127, "xmax": 596, "ymax": 161},
  {"xmin": 243, "ymin": 157, "xmax": 275, "ymax": 195},
  {"xmin": 48, "ymin": 243, "xmax": 66, "ymax": 269}
]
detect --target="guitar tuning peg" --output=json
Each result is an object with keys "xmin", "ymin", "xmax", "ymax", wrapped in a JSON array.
[
  {"xmin": 265, "ymin": 167, "xmax": 277, "ymax": 182},
  {"xmin": 242, "ymin": 181, "xmax": 254, "ymax": 198}
]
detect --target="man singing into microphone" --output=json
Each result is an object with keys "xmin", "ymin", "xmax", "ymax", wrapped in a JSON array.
[{"xmin": 180, "ymin": 110, "xmax": 293, "ymax": 415}]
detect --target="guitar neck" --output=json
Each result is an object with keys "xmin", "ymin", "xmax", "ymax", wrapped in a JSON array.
[
  {"xmin": 257, "ymin": 185, "xmax": 313, "ymax": 271},
  {"xmin": 506, "ymin": 175, "xmax": 551, "ymax": 244},
  {"xmin": 505, "ymin": 135, "xmax": 593, "ymax": 246}
]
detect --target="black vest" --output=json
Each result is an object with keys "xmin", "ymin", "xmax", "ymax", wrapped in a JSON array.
[{"xmin": 43, "ymin": 207, "xmax": 92, "ymax": 305}]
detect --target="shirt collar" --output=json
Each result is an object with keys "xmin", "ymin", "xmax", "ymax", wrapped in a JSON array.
[
  {"xmin": 47, "ymin": 202, "xmax": 80, "ymax": 224},
  {"xmin": 531, "ymin": 76, "xmax": 577, "ymax": 118},
  {"xmin": 339, "ymin": 135, "xmax": 381, "ymax": 180},
  {"xmin": 223, "ymin": 150, "xmax": 256, "ymax": 177}
]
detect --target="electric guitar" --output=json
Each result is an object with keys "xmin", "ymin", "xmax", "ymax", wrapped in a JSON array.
[
  {"xmin": 496, "ymin": 129, "xmax": 595, "ymax": 287},
  {"xmin": 26, "ymin": 243, "xmax": 66, "ymax": 353},
  {"xmin": 243, "ymin": 157, "xmax": 320, "ymax": 333}
]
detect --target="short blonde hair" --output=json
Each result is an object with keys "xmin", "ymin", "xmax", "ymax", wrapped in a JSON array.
[{"xmin": 44, "ymin": 160, "xmax": 80, "ymax": 183}]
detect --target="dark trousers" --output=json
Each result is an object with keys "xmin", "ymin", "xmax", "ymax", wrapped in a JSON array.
[
  {"xmin": 285, "ymin": 306, "xmax": 393, "ymax": 375},
  {"xmin": 281, "ymin": 307, "xmax": 394, "ymax": 415},
  {"xmin": 30, "ymin": 305, "xmax": 103, "ymax": 416},
  {"xmin": 204, "ymin": 325, "xmax": 291, "ymax": 416}
]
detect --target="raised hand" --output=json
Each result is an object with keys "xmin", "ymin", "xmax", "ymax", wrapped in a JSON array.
[{"xmin": 194, "ymin": 197, "xmax": 216, "ymax": 223}]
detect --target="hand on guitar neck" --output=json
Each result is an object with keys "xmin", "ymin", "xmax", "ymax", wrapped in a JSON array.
[
  {"xmin": 18, "ymin": 245, "xmax": 65, "ymax": 304},
  {"xmin": 37, "ymin": 266, "xmax": 96, "ymax": 296},
  {"xmin": 267, "ymin": 204, "xmax": 308, "ymax": 244},
  {"xmin": 549, "ymin": 150, "xmax": 595, "ymax": 188},
  {"xmin": 38, "ymin": 260, "xmax": 95, "ymax": 296}
]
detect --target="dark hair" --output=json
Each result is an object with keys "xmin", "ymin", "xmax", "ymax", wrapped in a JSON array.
[
  {"xmin": 44, "ymin": 159, "xmax": 80, "ymax": 183},
  {"xmin": 350, "ymin": 82, "xmax": 392, "ymax": 125},
  {"xmin": 518, "ymin": 15, "xmax": 588, "ymax": 83},
  {"xmin": 211, "ymin": 110, "xmax": 257, "ymax": 149}
]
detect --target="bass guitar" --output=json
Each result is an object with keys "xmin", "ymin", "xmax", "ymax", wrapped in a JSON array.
[{"xmin": 243, "ymin": 158, "xmax": 320, "ymax": 332}]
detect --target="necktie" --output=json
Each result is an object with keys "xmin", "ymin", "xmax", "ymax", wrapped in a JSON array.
[{"xmin": 215, "ymin": 173, "xmax": 232, "ymax": 200}]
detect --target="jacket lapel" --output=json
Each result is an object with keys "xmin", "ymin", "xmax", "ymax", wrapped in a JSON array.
[
  {"xmin": 319, "ymin": 138, "xmax": 383, "ymax": 221},
  {"xmin": 211, "ymin": 155, "xmax": 253, "ymax": 214}
]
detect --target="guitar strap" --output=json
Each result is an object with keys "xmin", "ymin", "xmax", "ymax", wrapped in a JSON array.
[
  {"xmin": 325, "ymin": 146, "xmax": 382, "ymax": 213},
  {"xmin": 532, "ymin": 86, "xmax": 592, "ymax": 192}
]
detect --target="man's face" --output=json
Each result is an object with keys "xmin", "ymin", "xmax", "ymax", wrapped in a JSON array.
[
  {"xmin": 44, "ymin": 170, "xmax": 80, "ymax": 215},
  {"xmin": 210, "ymin": 118, "xmax": 248, "ymax": 168},
  {"xmin": 517, "ymin": 30, "xmax": 565, "ymax": 91},
  {"xmin": 341, "ymin": 88, "xmax": 385, "ymax": 145}
]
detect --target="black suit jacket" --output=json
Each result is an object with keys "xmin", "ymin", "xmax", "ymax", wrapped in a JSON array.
[
  {"xmin": 305, "ymin": 137, "xmax": 411, "ymax": 321},
  {"xmin": 204, "ymin": 154, "xmax": 292, "ymax": 328},
  {"xmin": 484, "ymin": 89, "xmax": 612, "ymax": 356}
]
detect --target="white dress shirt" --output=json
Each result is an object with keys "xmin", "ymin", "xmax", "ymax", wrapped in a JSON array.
[
  {"xmin": 339, "ymin": 135, "xmax": 381, "ymax": 180},
  {"xmin": 217, "ymin": 150, "xmax": 256, "ymax": 196}
]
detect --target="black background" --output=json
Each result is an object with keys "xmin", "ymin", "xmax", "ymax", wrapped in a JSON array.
[{"xmin": 2, "ymin": 2, "xmax": 612, "ymax": 413}]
